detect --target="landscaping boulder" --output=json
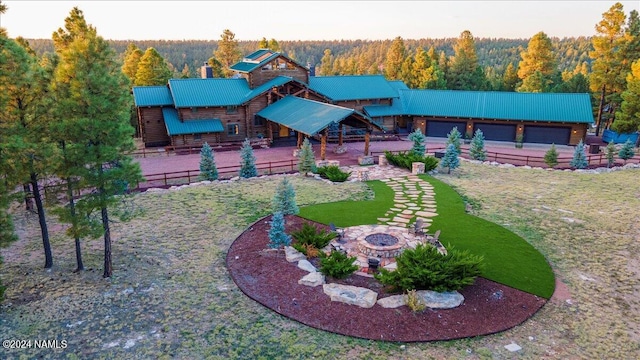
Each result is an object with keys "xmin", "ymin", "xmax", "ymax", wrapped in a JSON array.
[
  {"xmin": 297, "ymin": 259, "xmax": 317, "ymax": 273},
  {"xmin": 285, "ymin": 246, "xmax": 306, "ymax": 262},
  {"xmin": 377, "ymin": 294, "xmax": 405, "ymax": 308},
  {"xmin": 323, "ymin": 283, "xmax": 377, "ymax": 308},
  {"xmin": 417, "ymin": 290, "xmax": 464, "ymax": 309},
  {"xmin": 298, "ymin": 272, "xmax": 325, "ymax": 287}
]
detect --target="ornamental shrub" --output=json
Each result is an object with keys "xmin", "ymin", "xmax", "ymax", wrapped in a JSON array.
[
  {"xmin": 268, "ymin": 212, "xmax": 291, "ymax": 249},
  {"xmin": 239, "ymin": 138, "xmax": 258, "ymax": 178},
  {"xmin": 272, "ymin": 177, "xmax": 299, "ymax": 215},
  {"xmin": 384, "ymin": 151, "xmax": 439, "ymax": 171},
  {"xmin": 440, "ymin": 143, "xmax": 460, "ymax": 174},
  {"xmin": 606, "ymin": 141, "xmax": 616, "ymax": 167},
  {"xmin": 298, "ymin": 138, "xmax": 316, "ymax": 175},
  {"xmin": 199, "ymin": 142, "xmax": 218, "ymax": 181},
  {"xmin": 469, "ymin": 129, "xmax": 487, "ymax": 161},
  {"xmin": 316, "ymin": 165, "xmax": 351, "ymax": 182},
  {"xmin": 374, "ymin": 243, "xmax": 484, "ymax": 293},
  {"xmin": 570, "ymin": 140, "xmax": 588, "ymax": 169},
  {"xmin": 291, "ymin": 223, "xmax": 336, "ymax": 250},
  {"xmin": 544, "ymin": 144, "xmax": 559, "ymax": 168},
  {"xmin": 618, "ymin": 139, "xmax": 636, "ymax": 162},
  {"xmin": 408, "ymin": 128, "xmax": 426, "ymax": 156},
  {"xmin": 319, "ymin": 250, "xmax": 359, "ymax": 279},
  {"xmin": 446, "ymin": 127, "xmax": 462, "ymax": 154}
]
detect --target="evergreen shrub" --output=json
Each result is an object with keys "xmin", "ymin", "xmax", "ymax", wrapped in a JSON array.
[
  {"xmin": 268, "ymin": 212, "xmax": 291, "ymax": 249},
  {"xmin": 272, "ymin": 177, "xmax": 299, "ymax": 215},
  {"xmin": 618, "ymin": 139, "xmax": 636, "ymax": 162},
  {"xmin": 315, "ymin": 165, "xmax": 351, "ymax": 182},
  {"xmin": 543, "ymin": 144, "xmax": 558, "ymax": 168},
  {"xmin": 291, "ymin": 223, "xmax": 336, "ymax": 250},
  {"xmin": 384, "ymin": 151, "xmax": 439, "ymax": 172},
  {"xmin": 375, "ymin": 243, "xmax": 484, "ymax": 293},
  {"xmin": 319, "ymin": 250, "xmax": 359, "ymax": 279}
]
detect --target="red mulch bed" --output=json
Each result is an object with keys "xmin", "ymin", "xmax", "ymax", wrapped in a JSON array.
[{"xmin": 226, "ymin": 215, "xmax": 547, "ymax": 342}]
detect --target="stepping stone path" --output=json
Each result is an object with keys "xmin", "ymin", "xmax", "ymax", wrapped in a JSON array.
[{"xmin": 379, "ymin": 175, "xmax": 438, "ymax": 230}]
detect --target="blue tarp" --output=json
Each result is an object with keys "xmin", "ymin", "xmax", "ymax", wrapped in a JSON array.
[{"xmin": 602, "ymin": 129, "xmax": 639, "ymax": 144}]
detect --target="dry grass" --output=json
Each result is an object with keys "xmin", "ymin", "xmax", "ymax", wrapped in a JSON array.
[{"xmin": 1, "ymin": 167, "xmax": 639, "ymax": 359}]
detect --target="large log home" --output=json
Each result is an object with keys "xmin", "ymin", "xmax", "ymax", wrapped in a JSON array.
[{"xmin": 133, "ymin": 50, "xmax": 593, "ymax": 149}]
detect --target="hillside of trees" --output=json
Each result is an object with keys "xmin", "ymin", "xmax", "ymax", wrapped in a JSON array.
[{"xmin": 24, "ymin": 37, "xmax": 590, "ymax": 78}]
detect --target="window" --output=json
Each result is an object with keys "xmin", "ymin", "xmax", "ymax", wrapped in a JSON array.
[
  {"xmin": 226, "ymin": 106, "xmax": 238, "ymax": 114},
  {"xmin": 194, "ymin": 134, "xmax": 202, "ymax": 142},
  {"xmin": 372, "ymin": 99, "xmax": 380, "ymax": 105},
  {"xmin": 254, "ymin": 115, "xmax": 265, "ymax": 126},
  {"xmin": 227, "ymin": 123, "xmax": 239, "ymax": 135},
  {"xmin": 191, "ymin": 107, "xmax": 198, "ymax": 113}
]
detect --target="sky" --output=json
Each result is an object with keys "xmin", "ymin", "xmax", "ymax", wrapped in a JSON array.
[{"xmin": 1, "ymin": 1, "xmax": 639, "ymax": 41}]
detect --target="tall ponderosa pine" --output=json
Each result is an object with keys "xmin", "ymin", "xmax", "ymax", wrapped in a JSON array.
[
  {"xmin": 384, "ymin": 36, "xmax": 406, "ymax": 80},
  {"xmin": 0, "ymin": 35, "xmax": 56, "ymax": 269},
  {"xmin": 199, "ymin": 142, "xmax": 218, "ymax": 181},
  {"xmin": 298, "ymin": 137, "xmax": 316, "ymax": 175},
  {"xmin": 52, "ymin": 7, "xmax": 143, "ymax": 278},
  {"xmin": 570, "ymin": 141, "xmax": 588, "ymax": 169},
  {"xmin": 239, "ymin": 138, "xmax": 258, "ymax": 178},
  {"xmin": 134, "ymin": 47, "xmax": 172, "ymax": 86},
  {"xmin": 517, "ymin": 32, "xmax": 556, "ymax": 93},
  {"xmin": 121, "ymin": 43, "xmax": 143, "ymax": 84},
  {"xmin": 447, "ymin": 30, "xmax": 486, "ymax": 90},
  {"xmin": 440, "ymin": 143, "xmax": 460, "ymax": 174},
  {"xmin": 590, "ymin": 2, "xmax": 628, "ymax": 135},
  {"xmin": 613, "ymin": 59, "xmax": 640, "ymax": 133},
  {"xmin": 469, "ymin": 129, "xmax": 487, "ymax": 161},
  {"xmin": 206, "ymin": 56, "xmax": 225, "ymax": 78},
  {"xmin": 503, "ymin": 62, "xmax": 520, "ymax": 91},
  {"xmin": 320, "ymin": 49, "xmax": 334, "ymax": 76},
  {"xmin": 544, "ymin": 144, "xmax": 559, "ymax": 168},
  {"xmin": 272, "ymin": 177, "xmax": 299, "ymax": 215},
  {"xmin": 618, "ymin": 139, "xmax": 636, "ymax": 162},
  {"xmin": 268, "ymin": 212, "xmax": 291, "ymax": 249},
  {"xmin": 446, "ymin": 127, "xmax": 462, "ymax": 154},
  {"xmin": 215, "ymin": 29, "xmax": 242, "ymax": 78}
]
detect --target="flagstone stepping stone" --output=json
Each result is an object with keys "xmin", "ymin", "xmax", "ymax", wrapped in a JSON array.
[
  {"xmin": 399, "ymin": 214, "xmax": 414, "ymax": 219},
  {"xmin": 395, "ymin": 204, "xmax": 407, "ymax": 209},
  {"xmin": 377, "ymin": 218, "xmax": 390, "ymax": 222},
  {"xmin": 393, "ymin": 217, "xmax": 411, "ymax": 223},
  {"xmin": 323, "ymin": 284, "xmax": 378, "ymax": 308},
  {"xmin": 401, "ymin": 210, "xmax": 413, "ymax": 215},
  {"xmin": 389, "ymin": 207, "xmax": 401, "ymax": 212},
  {"xmin": 415, "ymin": 211, "xmax": 438, "ymax": 217}
]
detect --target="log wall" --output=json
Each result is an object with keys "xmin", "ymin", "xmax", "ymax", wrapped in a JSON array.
[{"xmin": 138, "ymin": 107, "xmax": 170, "ymax": 147}]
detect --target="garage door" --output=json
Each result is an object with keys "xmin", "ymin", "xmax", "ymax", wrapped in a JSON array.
[
  {"xmin": 523, "ymin": 126, "xmax": 571, "ymax": 145},
  {"xmin": 474, "ymin": 123, "xmax": 517, "ymax": 142},
  {"xmin": 426, "ymin": 121, "xmax": 467, "ymax": 138}
]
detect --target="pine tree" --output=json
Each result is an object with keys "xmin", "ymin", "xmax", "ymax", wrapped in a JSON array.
[
  {"xmin": 570, "ymin": 140, "xmax": 588, "ymax": 169},
  {"xmin": 606, "ymin": 141, "xmax": 617, "ymax": 167},
  {"xmin": 503, "ymin": 62, "xmax": 520, "ymax": 91},
  {"xmin": 408, "ymin": 129, "xmax": 426, "ymax": 156},
  {"xmin": 207, "ymin": 56, "xmax": 225, "ymax": 78},
  {"xmin": 134, "ymin": 47, "xmax": 173, "ymax": 86},
  {"xmin": 268, "ymin": 212, "xmax": 291, "ymax": 249},
  {"xmin": 618, "ymin": 139, "xmax": 636, "ymax": 162},
  {"xmin": 446, "ymin": 127, "xmax": 462, "ymax": 154},
  {"xmin": 51, "ymin": 7, "xmax": 144, "ymax": 278},
  {"xmin": 298, "ymin": 137, "xmax": 316, "ymax": 175},
  {"xmin": 199, "ymin": 142, "xmax": 218, "ymax": 181},
  {"xmin": 215, "ymin": 29, "xmax": 242, "ymax": 78},
  {"xmin": 447, "ymin": 30, "xmax": 485, "ymax": 90},
  {"xmin": 517, "ymin": 31, "xmax": 556, "ymax": 93},
  {"xmin": 239, "ymin": 138, "xmax": 257, "ymax": 178},
  {"xmin": 272, "ymin": 177, "xmax": 299, "ymax": 215},
  {"xmin": 384, "ymin": 36, "xmax": 406, "ymax": 80},
  {"xmin": 121, "ymin": 43, "xmax": 143, "ymax": 84},
  {"xmin": 440, "ymin": 143, "xmax": 460, "ymax": 174},
  {"xmin": 469, "ymin": 129, "xmax": 487, "ymax": 161},
  {"xmin": 544, "ymin": 144, "xmax": 559, "ymax": 168},
  {"xmin": 613, "ymin": 59, "xmax": 640, "ymax": 133},
  {"xmin": 320, "ymin": 49, "xmax": 334, "ymax": 76}
]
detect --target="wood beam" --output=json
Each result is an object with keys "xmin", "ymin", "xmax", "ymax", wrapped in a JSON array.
[
  {"xmin": 364, "ymin": 131, "xmax": 370, "ymax": 156},
  {"xmin": 338, "ymin": 124, "xmax": 344, "ymax": 146},
  {"xmin": 321, "ymin": 129, "xmax": 327, "ymax": 160},
  {"xmin": 297, "ymin": 132, "xmax": 304, "ymax": 148}
]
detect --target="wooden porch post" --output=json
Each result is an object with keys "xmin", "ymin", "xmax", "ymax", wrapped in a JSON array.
[
  {"xmin": 297, "ymin": 132, "xmax": 304, "ymax": 148},
  {"xmin": 321, "ymin": 129, "xmax": 327, "ymax": 160},
  {"xmin": 338, "ymin": 124, "xmax": 344, "ymax": 146},
  {"xmin": 364, "ymin": 131, "xmax": 370, "ymax": 156},
  {"xmin": 266, "ymin": 121, "xmax": 273, "ymax": 140}
]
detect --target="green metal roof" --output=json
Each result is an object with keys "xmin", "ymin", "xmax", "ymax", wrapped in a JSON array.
[
  {"xmin": 230, "ymin": 50, "xmax": 308, "ymax": 73},
  {"xmin": 162, "ymin": 108, "xmax": 224, "ymax": 135},
  {"xmin": 400, "ymin": 90, "xmax": 594, "ymax": 123},
  {"xmin": 132, "ymin": 85, "xmax": 173, "ymax": 107},
  {"xmin": 168, "ymin": 78, "xmax": 251, "ymax": 107},
  {"xmin": 308, "ymin": 75, "xmax": 399, "ymax": 101},
  {"xmin": 363, "ymin": 100, "xmax": 406, "ymax": 117},
  {"xmin": 244, "ymin": 76, "xmax": 294, "ymax": 101},
  {"xmin": 257, "ymin": 96, "xmax": 354, "ymax": 136},
  {"xmin": 387, "ymin": 80, "xmax": 410, "ymax": 93}
]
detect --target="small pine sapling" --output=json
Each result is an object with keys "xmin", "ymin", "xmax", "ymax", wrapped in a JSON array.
[
  {"xmin": 469, "ymin": 129, "xmax": 487, "ymax": 161},
  {"xmin": 618, "ymin": 139, "xmax": 636, "ymax": 163},
  {"xmin": 239, "ymin": 138, "xmax": 258, "ymax": 178},
  {"xmin": 446, "ymin": 127, "xmax": 462, "ymax": 154},
  {"xmin": 297, "ymin": 137, "xmax": 316, "ymax": 175},
  {"xmin": 408, "ymin": 128, "xmax": 426, "ymax": 156},
  {"xmin": 569, "ymin": 140, "xmax": 588, "ymax": 169},
  {"xmin": 268, "ymin": 212, "xmax": 291, "ymax": 249},
  {"xmin": 199, "ymin": 142, "xmax": 218, "ymax": 181},
  {"xmin": 272, "ymin": 177, "xmax": 299, "ymax": 215},
  {"xmin": 606, "ymin": 141, "xmax": 616, "ymax": 167},
  {"xmin": 543, "ymin": 144, "xmax": 559, "ymax": 168},
  {"xmin": 440, "ymin": 143, "xmax": 460, "ymax": 174}
]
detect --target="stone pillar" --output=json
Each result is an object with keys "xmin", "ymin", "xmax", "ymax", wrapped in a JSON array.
[
  {"xmin": 412, "ymin": 162, "xmax": 425, "ymax": 174},
  {"xmin": 379, "ymin": 154, "xmax": 388, "ymax": 166}
]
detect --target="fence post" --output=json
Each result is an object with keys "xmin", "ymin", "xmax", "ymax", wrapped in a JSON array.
[{"xmin": 164, "ymin": 173, "xmax": 167, "ymax": 187}]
